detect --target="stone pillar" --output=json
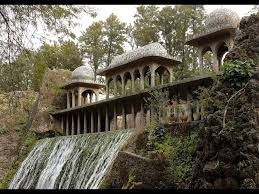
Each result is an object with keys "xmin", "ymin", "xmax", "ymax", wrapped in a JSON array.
[
  {"xmin": 160, "ymin": 74, "xmax": 164, "ymax": 85},
  {"xmin": 98, "ymin": 109, "xmax": 101, "ymax": 132},
  {"xmin": 169, "ymin": 68, "xmax": 174, "ymax": 83},
  {"xmin": 113, "ymin": 104, "xmax": 117, "ymax": 130},
  {"xmin": 72, "ymin": 90, "xmax": 75, "ymax": 108},
  {"xmin": 66, "ymin": 91, "xmax": 70, "ymax": 109},
  {"xmin": 77, "ymin": 112, "xmax": 80, "ymax": 135},
  {"xmin": 140, "ymin": 70, "xmax": 145, "ymax": 90},
  {"xmin": 96, "ymin": 91, "xmax": 99, "ymax": 102},
  {"xmin": 90, "ymin": 93, "xmax": 93, "ymax": 103},
  {"xmin": 131, "ymin": 72, "xmax": 135, "ymax": 93},
  {"xmin": 122, "ymin": 76, "xmax": 125, "ymax": 96},
  {"xmin": 91, "ymin": 111, "xmax": 94, "ymax": 133},
  {"xmin": 106, "ymin": 78, "xmax": 109, "ymax": 99},
  {"xmin": 71, "ymin": 113, "xmax": 75, "ymax": 135},
  {"xmin": 66, "ymin": 113, "xmax": 69, "ymax": 135},
  {"xmin": 212, "ymin": 54, "xmax": 219, "ymax": 73},
  {"xmin": 122, "ymin": 105, "xmax": 126, "ymax": 129},
  {"xmin": 114, "ymin": 76, "xmax": 118, "ymax": 97},
  {"xmin": 131, "ymin": 103, "xmax": 135, "ymax": 128},
  {"xmin": 151, "ymin": 69, "xmax": 155, "ymax": 87},
  {"xmin": 105, "ymin": 106, "xmax": 109, "ymax": 132},
  {"xmin": 83, "ymin": 111, "xmax": 87, "ymax": 134},
  {"xmin": 85, "ymin": 93, "xmax": 88, "ymax": 104},
  {"xmin": 78, "ymin": 87, "xmax": 82, "ymax": 106},
  {"xmin": 211, "ymin": 44, "xmax": 219, "ymax": 73}
]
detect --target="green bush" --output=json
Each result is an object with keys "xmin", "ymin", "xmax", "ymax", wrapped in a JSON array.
[
  {"xmin": 144, "ymin": 122, "xmax": 198, "ymax": 186},
  {"xmin": 222, "ymin": 59, "xmax": 255, "ymax": 89},
  {"xmin": 168, "ymin": 132, "xmax": 198, "ymax": 183}
]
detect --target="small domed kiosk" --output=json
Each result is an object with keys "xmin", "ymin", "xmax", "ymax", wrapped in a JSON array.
[
  {"xmin": 185, "ymin": 8, "xmax": 240, "ymax": 72},
  {"xmin": 62, "ymin": 65, "xmax": 105, "ymax": 108}
]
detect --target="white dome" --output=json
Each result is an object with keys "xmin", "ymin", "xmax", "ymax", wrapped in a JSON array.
[
  {"xmin": 71, "ymin": 65, "xmax": 94, "ymax": 80},
  {"xmin": 205, "ymin": 8, "xmax": 240, "ymax": 31}
]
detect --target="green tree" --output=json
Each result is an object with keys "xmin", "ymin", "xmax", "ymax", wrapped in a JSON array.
[
  {"xmin": 103, "ymin": 13, "xmax": 127, "ymax": 67},
  {"xmin": 133, "ymin": 5, "xmax": 160, "ymax": 47},
  {"xmin": 156, "ymin": 6, "xmax": 177, "ymax": 55},
  {"xmin": 59, "ymin": 41, "xmax": 83, "ymax": 70},
  {"xmin": 171, "ymin": 5, "xmax": 206, "ymax": 79},
  {"xmin": 80, "ymin": 21, "xmax": 105, "ymax": 79},
  {"xmin": 37, "ymin": 41, "xmax": 83, "ymax": 71},
  {"xmin": 0, "ymin": 49, "xmax": 36, "ymax": 92},
  {"xmin": 0, "ymin": 5, "xmax": 96, "ymax": 93}
]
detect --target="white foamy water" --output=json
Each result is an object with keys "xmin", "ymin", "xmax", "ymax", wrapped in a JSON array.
[{"xmin": 9, "ymin": 129, "xmax": 133, "ymax": 189}]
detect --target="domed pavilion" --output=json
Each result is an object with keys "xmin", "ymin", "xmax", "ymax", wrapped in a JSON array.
[
  {"xmin": 185, "ymin": 8, "xmax": 240, "ymax": 72},
  {"xmin": 62, "ymin": 65, "xmax": 105, "ymax": 109}
]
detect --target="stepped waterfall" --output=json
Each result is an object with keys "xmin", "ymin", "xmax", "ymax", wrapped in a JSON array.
[{"xmin": 9, "ymin": 129, "xmax": 133, "ymax": 189}]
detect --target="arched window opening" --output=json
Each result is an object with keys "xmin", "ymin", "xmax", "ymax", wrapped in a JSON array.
[
  {"xmin": 116, "ymin": 75, "xmax": 122, "ymax": 96},
  {"xmin": 154, "ymin": 66, "xmax": 170, "ymax": 86},
  {"xmin": 217, "ymin": 42, "xmax": 229, "ymax": 70},
  {"xmin": 134, "ymin": 69, "xmax": 141, "ymax": 93},
  {"xmin": 202, "ymin": 47, "xmax": 213, "ymax": 71},
  {"xmin": 124, "ymin": 72, "xmax": 132, "ymax": 95},
  {"xmin": 108, "ymin": 78, "xmax": 114, "ymax": 98}
]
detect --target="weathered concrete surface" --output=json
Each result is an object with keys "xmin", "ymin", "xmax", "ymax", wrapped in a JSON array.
[{"xmin": 102, "ymin": 151, "xmax": 173, "ymax": 189}]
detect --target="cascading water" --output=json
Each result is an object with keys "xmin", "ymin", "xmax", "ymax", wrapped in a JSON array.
[{"xmin": 9, "ymin": 129, "xmax": 133, "ymax": 189}]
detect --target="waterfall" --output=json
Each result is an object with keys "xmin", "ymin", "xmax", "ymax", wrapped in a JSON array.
[{"xmin": 9, "ymin": 129, "xmax": 133, "ymax": 189}]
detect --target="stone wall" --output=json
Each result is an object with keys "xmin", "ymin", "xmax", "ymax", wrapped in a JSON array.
[
  {"xmin": 225, "ymin": 13, "xmax": 259, "ymax": 68},
  {"xmin": 191, "ymin": 78, "xmax": 259, "ymax": 189}
]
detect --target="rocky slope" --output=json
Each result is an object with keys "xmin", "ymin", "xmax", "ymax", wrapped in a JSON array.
[
  {"xmin": 0, "ymin": 68, "xmax": 71, "ymax": 185},
  {"xmin": 226, "ymin": 12, "xmax": 259, "ymax": 68}
]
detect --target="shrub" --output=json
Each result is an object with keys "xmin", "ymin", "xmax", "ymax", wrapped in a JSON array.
[{"xmin": 222, "ymin": 59, "xmax": 255, "ymax": 89}]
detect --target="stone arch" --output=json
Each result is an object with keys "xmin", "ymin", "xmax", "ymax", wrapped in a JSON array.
[
  {"xmin": 154, "ymin": 66, "xmax": 170, "ymax": 86},
  {"xmin": 216, "ymin": 41, "xmax": 229, "ymax": 69},
  {"xmin": 143, "ymin": 65, "xmax": 151, "ymax": 89},
  {"xmin": 202, "ymin": 46, "xmax": 213, "ymax": 70},
  {"xmin": 123, "ymin": 72, "xmax": 132, "ymax": 95},
  {"xmin": 115, "ymin": 75, "xmax": 122, "ymax": 96},
  {"xmin": 133, "ymin": 69, "xmax": 141, "ymax": 93},
  {"xmin": 82, "ymin": 89, "xmax": 97, "ymax": 103}
]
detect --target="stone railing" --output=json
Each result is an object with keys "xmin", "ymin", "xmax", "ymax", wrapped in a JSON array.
[
  {"xmin": 161, "ymin": 102, "xmax": 204, "ymax": 124},
  {"xmin": 67, "ymin": 78, "xmax": 106, "ymax": 85}
]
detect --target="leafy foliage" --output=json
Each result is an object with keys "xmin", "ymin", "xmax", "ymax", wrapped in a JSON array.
[
  {"xmin": 144, "ymin": 122, "xmax": 198, "ymax": 186},
  {"xmin": 133, "ymin": 5, "xmax": 160, "ymax": 47},
  {"xmin": 222, "ymin": 59, "xmax": 255, "ymax": 89}
]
